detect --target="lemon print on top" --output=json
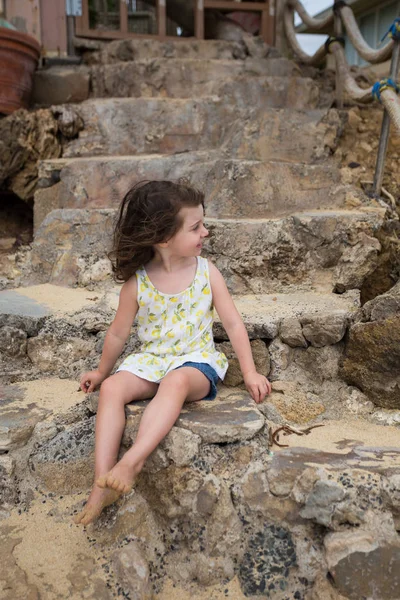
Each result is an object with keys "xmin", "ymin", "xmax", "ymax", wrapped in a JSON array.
[{"xmin": 117, "ymin": 257, "xmax": 228, "ymax": 385}]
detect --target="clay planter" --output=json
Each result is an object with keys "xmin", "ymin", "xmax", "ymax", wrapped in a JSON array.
[{"xmin": 0, "ymin": 27, "xmax": 41, "ymax": 115}]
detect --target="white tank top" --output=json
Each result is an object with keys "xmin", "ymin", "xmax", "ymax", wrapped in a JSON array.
[{"xmin": 117, "ymin": 257, "xmax": 228, "ymax": 382}]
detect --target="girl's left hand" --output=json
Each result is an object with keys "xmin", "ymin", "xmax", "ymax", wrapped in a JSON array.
[{"xmin": 243, "ymin": 371, "xmax": 272, "ymax": 404}]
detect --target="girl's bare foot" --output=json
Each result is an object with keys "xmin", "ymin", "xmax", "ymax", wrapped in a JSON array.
[
  {"xmin": 74, "ymin": 485, "xmax": 121, "ymax": 526},
  {"xmin": 96, "ymin": 459, "xmax": 141, "ymax": 494}
]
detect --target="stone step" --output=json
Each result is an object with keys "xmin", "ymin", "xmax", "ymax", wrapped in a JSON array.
[
  {"xmin": 89, "ymin": 58, "xmax": 319, "ymax": 106},
  {"xmin": 33, "ymin": 65, "xmax": 320, "ymax": 109},
  {"xmin": 62, "ymin": 97, "xmax": 234, "ymax": 158},
  {"xmin": 34, "ymin": 152, "xmax": 344, "ymax": 231},
  {"xmin": 0, "ymin": 284, "xmax": 362, "ymax": 388},
  {"xmin": 90, "ymin": 56, "xmax": 298, "ymax": 91},
  {"xmin": 28, "ymin": 208, "xmax": 384, "ymax": 294},
  {"xmin": 1, "ymin": 288, "xmax": 398, "ymax": 427},
  {"xmin": 62, "ymin": 98, "xmax": 340, "ymax": 161},
  {"xmin": 83, "ymin": 37, "xmax": 270, "ymax": 64}
]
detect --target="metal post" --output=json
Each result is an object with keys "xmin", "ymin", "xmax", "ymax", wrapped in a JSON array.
[
  {"xmin": 373, "ymin": 34, "xmax": 400, "ymax": 196},
  {"xmin": 67, "ymin": 16, "xmax": 76, "ymax": 56}
]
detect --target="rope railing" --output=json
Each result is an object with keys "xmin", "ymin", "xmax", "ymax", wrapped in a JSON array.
[
  {"xmin": 339, "ymin": 5, "xmax": 393, "ymax": 64},
  {"xmin": 283, "ymin": 0, "xmax": 400, "ymax": 196}
]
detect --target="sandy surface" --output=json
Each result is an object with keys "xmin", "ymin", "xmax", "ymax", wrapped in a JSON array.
[
  {"xmin": 217, "ymin": 291, "xmax": 359, "ymax": 322},
  {"xmin": 13, "ymin": 284, "xmax": 102, "ymax": 315},
  {"xmin": 158, "ymin": 577, "xmax": 247, "ymax": 599},
  {"xmin": 273, "ymin": 419, "xmax": 400, "ymax": 454},
  {"xmin": 18, "ymin": 378, "xmax": 82, "ymax": 413},
  {"xmin": 0, "ymin": 492, "xmax": 110, "ymax": 599}
]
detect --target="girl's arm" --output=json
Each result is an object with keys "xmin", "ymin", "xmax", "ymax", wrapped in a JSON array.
[
  {"xmin": 80, "ymin": 277, "xmax": 139, "ymax": 392},
  {"xmin": 209, "ymin": 261, "xmax": 271, "ymax": 404}
]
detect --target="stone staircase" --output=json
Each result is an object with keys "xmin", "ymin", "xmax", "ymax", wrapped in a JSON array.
[{"xmin": 1, "ymin": 38, "xmax": 399, "ymax": 600}]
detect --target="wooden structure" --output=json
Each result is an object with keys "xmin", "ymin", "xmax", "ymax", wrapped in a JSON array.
[{"xmin": 75, "ymin": 1, "xmax": 275, "ymax": 45}]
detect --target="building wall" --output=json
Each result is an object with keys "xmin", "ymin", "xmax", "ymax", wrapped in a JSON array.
[
  {"xmin": 5, "ymin": 0, "xmax": 67, "ymax": 55},
  {"xmin": 40, "ymin": 0, "xmax": 67, "ymax": 56},
  {"xmin": 4, "ymin": 0, "xmax": 42, "ymax": 40}
]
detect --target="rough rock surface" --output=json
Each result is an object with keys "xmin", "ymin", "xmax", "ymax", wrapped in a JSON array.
[
  {"xmin": 29, "ymin": 207, "xmax": 384, "ymax": 293},
  {"xmin": 341, "ymin": 281, "xmax": 400, "ymax": 409},
  {"xmin": 0, "ymin": 109, "xmax": 61, "ymax": 202}
]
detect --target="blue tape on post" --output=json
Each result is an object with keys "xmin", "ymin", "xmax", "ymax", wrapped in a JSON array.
[
  {"xmin": 372, "ymin": 78, "xmax": 399, "ymax": 102},
  {"xmin": 381, "ymin": 17, "xmax": 400, "ymax": 43}
]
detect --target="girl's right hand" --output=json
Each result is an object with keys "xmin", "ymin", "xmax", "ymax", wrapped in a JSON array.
[{"xmin": 79, "ymin": 370, "xmax": 106, "ymax": 393}]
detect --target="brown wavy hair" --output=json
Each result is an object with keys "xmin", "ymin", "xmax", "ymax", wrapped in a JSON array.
[{"xmin": 108, "ymin": 180, "xmax": 205, "ymax": 282}]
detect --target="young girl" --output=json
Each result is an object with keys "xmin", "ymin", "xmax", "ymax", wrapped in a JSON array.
[{"xmin": 75, "ymin": 180, "xmax": 271, "ymax": 526}]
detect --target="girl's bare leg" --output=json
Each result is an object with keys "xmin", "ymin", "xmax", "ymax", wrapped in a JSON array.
[
  {"xmin": 96, "ymin": 367, "xmax": 209, "ymax": 493},
  {"xmin": 74, "ymin": 371, "xmax": 158, "ymax": 525}
]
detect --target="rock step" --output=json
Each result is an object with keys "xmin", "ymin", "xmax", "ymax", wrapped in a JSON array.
[
  {"xmin": 28, "ymin": 208, "xmax": 384, "ymax": 293},
  {"xmin": 62, "ymin": 98, "xmax": 340, "ymax": 161},
  {"xmin": 0, "ymin": 283, "xmax": 360, "ymax": 338},
  {"xmin": 33, "ymin": 68, "xmax": 320, "ymax": 109},
  {"xmin": 0, "ymin": 285, "xmax": 362, "ymax": 386},
  {"xmin": 34, "ymin": 152, "xmax": 344, "ymax": 230},
  {"xmin": 90, "ymin": 57, "xmax": 299, "ymax": 98},
  {"xmin": 82, "ymin": 37, "xmax": 273, "ymax": 64}
]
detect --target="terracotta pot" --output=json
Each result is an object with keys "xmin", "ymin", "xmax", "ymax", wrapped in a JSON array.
[{"xmin": 0, "ymin": 27, "xmax": 41, "ymax": 115}]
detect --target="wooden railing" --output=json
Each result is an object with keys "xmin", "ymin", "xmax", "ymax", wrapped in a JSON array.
[{"xmin": 75, "ymin": 0, "xmax": 275, "ymax": 44}]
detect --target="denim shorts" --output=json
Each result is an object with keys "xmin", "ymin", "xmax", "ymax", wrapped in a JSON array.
[{"xmin": 175, "ymin": 361, "xmax": 219, "ymax": 401}]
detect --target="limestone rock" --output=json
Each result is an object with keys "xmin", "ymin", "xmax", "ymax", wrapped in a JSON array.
[
  {"xmin": 279, "ymin": 318, "xmax": 307, "ymax": 348},
  {"xmin": 233, "ymin": 461, "xmax": 297, "ymax": 521},
  {"xmin": 84, "ymin": 38, "xmax": 248, "ymax": 64},
  {"xmin": 27, "ymin": 333, "xmax": 95, "ymax": 373},
  {"xmin": 268, "ymin": 338, "xmax": 292, "ymax": 380},
  {"xmin": 238, "ymin": 524, "xmax": 297, "ymax": 596},
  {"xmin": 0, "ymin": 456, "xmax": 18, "ymax": 507},
  {"xmin": 305, "ymin": 574, "xmax": 348, "ymax": 600},
  {"xmin": 176, "ymin": 396, "xmax": 265, "ymax": 443},
  {"xmin": 90, "ymin": 57, "xmax": 300, "ymax": 100},
  {"xmin": 362, "ymin": 278, "xmax": 400, "ymax": 322},
  {"xmin": 0, "ymin": 326, "xmax": 27, "ymax": 357},
  {"xmin": 125, "ymin": 394, "xmax": 265, "ymax": 446},
  {"xmin": 53, "ymin": 105, "xmax": 84, "ymax": 139},
  {"xmin": 267, "ymin": 381, "xmax": 325, "ymax": 424},
  {"xmin": 340, "ymin": 315, "xmax": 400, "ymax": 408},
  {"xmin": 203, "ymin": 484, "xmax": 243, "ymax": 556},
  {"xmin": 112, "ymin": 541, "xmax": 153, "ymax": 600},
  {"xmin": 142, "ymin": 466, "xmax": 204, "ymax": 520},
  {"xmin": 333, "ymin": 232, "xmax": 381, "ymax": 293},
  {"xmin": 324, "ymin": 530, "xmax": 400, "ymax": 600},
  {"xmin": 166, "ymin": 551, "xmax": 235, "ymax": 586},
  {"xmin": 196, "ymin": 474, "xmax": 220, "ymax": 517},
  {"xmin": 0, "ymin": 108, "xmax": 61, "ymax": 202},
  {"xmin": 162, "ymin": 427, "xmax": 201, "ymax": 467},
  {"xmin": 300, "ymin": 480, "xmax": 346, "ymax": 527},
  {"xmin": 30, "ymin": 202, "xmax": 383, "ymax": 294},
  {"xmin": 300, "ymin": 314, "xmax": 347, "ymax": 347},
  {"xmin": 29, "ymin": 417, "xmax": 95, "ymax": 492},
  {"xmin": 382, "ymin": 474, "xmax": 400, "ymax": 527},
  {"xmin": 0, "ymin": 384, "xmax": 50, "ymax": 451},
  {"xmin": 216, "ymin": 339, "xmax": 270, "ymax": 386},
  {"xmin": 32, "ymin": 420, "xmax": 59, "ymax": 446}
]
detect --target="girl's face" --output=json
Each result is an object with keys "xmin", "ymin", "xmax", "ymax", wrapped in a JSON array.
[{"xmin": 165, "ymin": 204, "xmax": 209, "ymax": 257}]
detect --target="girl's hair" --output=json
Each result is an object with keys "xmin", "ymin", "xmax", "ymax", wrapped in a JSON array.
[{"xmin": 108, "ymin": 180, "xmax": 205, "ymax": 282}]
